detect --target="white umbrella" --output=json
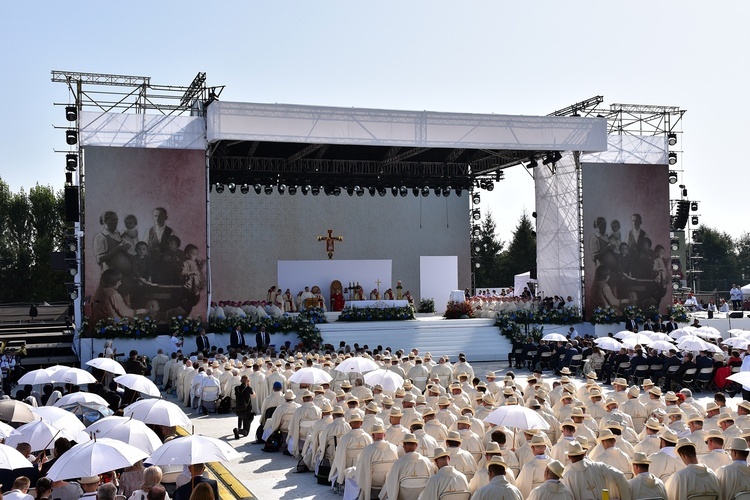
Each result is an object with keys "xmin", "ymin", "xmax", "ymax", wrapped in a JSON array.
[
  {"xmin": 728, "ymin": 329, "xmax": 750, "ymax": 336},
  {"xmin": 677, "ymin": 336, "xmax": 721, "ymax": 353},
  {"xmin": 45, "ymin": 438, "xmax": 148, "ymax": 481},
  {"xmin": 621, "ymin": 335, "xmax": 654, "ymax": 348},
  {"xmin": 0, "ymin": 420, "xmax": 15, "ymax": 439},
  {"xmin": 723, "ymin": 337, "xmax": 750, "ymax": 349},
  {"xmin": 595, "ymin": 337, "xmax": 623, "ymax": 351},
  {"xmin": 87, "ymin": 416, "xmax": 163, "ymax": 454},
  {"xmin": 650, "ymin": 340, "xmax": 679, "ymax": 352},
  {"xmin": 31, "ymin": 406, "xmax": 87, "ymax": 436},
  {"xmin": 123, "ymin": 399, "xmax": 191, "ymax": 429},
  {"xmin": 727, "ymin": 372, "xmax": 750, "ymax": 387},
  {"xmin": 613, "ymin": 331, "xmax": 632, "ymax": 340},
  {"xmin": 541, "ymin": 333, "xmax": 568, "ymax": 342},
  {"xmin": 54, "ymin": 391, "xmax": 109, "ymax": 408},
  {"xmin": 645, "ymin": 332, "xmax": 675, "ymax": 342},
  {"xmin": 0, "ymin": 400, "xmax": 35, "ymax": 424},
  {"xmin": 0, "ymin": 443, "xmax": 37, "ymax": 470},
  {"xmin": 363, "ymin": 369, "xmax": 405, "ymax": 392},
  {"xmin": 694, "ymin": 326, "xmax": 722, "ymax": 340},
  {"xmin": 147, "ymin": 435, "xmax": 241, "ymax": 466},
  {"xmin": 483, "ymin": 405, "xmax": 550, "ymax": 430},
  {"xmin": 17, "ymin": 367, "xmax": 56, "ymax": 386},
  {"xmin": 288, "ymin": 367, "xmax": 333, "ymax": 385},
  {"xmin": 86, "ymin": 358, "xmax": 126, "ymax": 376},
  {"xmin": 114, "ymin": 374, "xmax": 161, "ymax": 397},
  {"xmin": 51, "ymin": 367, "xmax": 97, "ymax": 385},
  {"xmin": 6, "ymin": 418, "xmax": 89, "ymax": 452},
  {"xmin": 669, "ymin": 328, "xmax": 694, "ymax": 340},
  {"xmin": 334, "ymin": 357, "xmax": 380, "ymax": 374}
]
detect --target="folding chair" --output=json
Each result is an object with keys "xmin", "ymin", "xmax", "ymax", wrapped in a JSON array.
[
  {"xmin": 649, "ymin": 364, "xmax": 664, "ymax": 381},
  {"xmin": 370, "ymin": 459, "xmax": 395, "ymax": 499},
  {"xmin": 631, "ymin": 364, "xmax": 650, "ymax": 385},
  {"xmin": 677, "ymin": 368, "xmax": 698, "ymax": 391},
  {"xmin": 525, "ymin": 350, "xmax": 538, "ymax": 370},
  {"xmin": 569, "ymin": 355, "xmax": 583, "ymax": 375},
  {"xmin": 439, "ymin": 491, "xmax": 471, "ymax": 500},
  {"xmin": 614, "ymin": 362, "xmax": 631, "ymax": 379},
  {"xmin": 693, "ymin": 367, "xmax": 714, "ymax": 393},
  {"xmin": 399, "ymin": 476, "xmax": 429, "ymax": 500},
  {"xmin": 200, "ymin": 385, "xmax": 221, "ymax": 413},
  {"xmin": 539, "ymin": 351, "xmax": 553, "ymax": 371}
]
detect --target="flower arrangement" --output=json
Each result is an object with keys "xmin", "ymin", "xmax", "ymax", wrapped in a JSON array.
[
  {"xmin": 591, "ymin": 306, "xmax": 619, "ymax": 325},
  {"xmin": 418, "ymin": 298, "xmax": 435, "ymax": 313},
  {"xmin": 668, "ymin": 304, "xmax": 689, "ymax": 323},
  {"xmin": 170, "ymin": 315, "xmax": 203, "ymax": 336},
  {"xmin": 444, "ymin": 301, "xmax": 474, "ymax": 319},
  {"xmin": 644, "ymin": 304, "xmax": 661, "ymax": 322},
  {"xmin": 622, "ymin": 305, "xmax": 644, "ymax": 322},
  {"xmin": 94, "ymin": 316, "xmax": 158, "ymax": 337},
  {"xmin": 338, "ymin": 306, "xmax": 415, "ymax": 322},
  {"xmin": 299, "ymin": 307, "xmax": 328, "ymax": 325}
]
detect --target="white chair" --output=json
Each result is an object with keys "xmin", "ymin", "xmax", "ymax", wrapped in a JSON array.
[
  {"xmin": 439, "ymin": 491, "xmax": 471, "ymax": 500},
  {"xmin": 734, "ymin": 492, "xmax": 750, "ymax": 500},
  {"xmin": 200, "ymin": 385, "xmax": 221, "ymax": 413},
  {"xmin": 370, "ymin": 460, "xmax": 394, "ymax": 498},
  {"xmin": 687, "ymin": 494, "xmax": 718, "ymax": 500},
  {"xmin": 399, "ymin": 476, "xmax": 429, "ymax": 500}
]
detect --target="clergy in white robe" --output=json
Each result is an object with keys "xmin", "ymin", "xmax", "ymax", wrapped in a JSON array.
[
  {"xmin": 647, "ymin": 430, "xmax": 685, "ymax": 482},
  {"xmin": 528, "ymin": 459, "xmax": 574, "ymax": 500},
  {"xmin": 302, "ymin": 402, "xmax": 333, "ymax": 470},
  {"xmin": 471, "ymin": 456, "xmax": 523, "ymax": 500},
  {"xmin": 263, "ymin": 390, "xmax": 299, "ymax": 440},
  {"xmin": 716, "ymin": 437, "xmax": 750, "ymax": 500},
  {"xmin": 316, "ymin": 408, "xmax": 351, "ymax": 472},
  {"xmin": 354, "ymin": 424, "xmax": 399, "ymax": 500},
  {"xmin": 378, "ymin": 433, "xmax": 434, "ymax": 500},
  {"xmin": 329, "ymin": 413, "xmax": 373, "ymax": 485},
  {"xmin": 589, "ymin": 429, "xmax": 633, "ymax": 479},
  {"xmin": 627, "ymin": 452, "xmax": 668, "ymax": 500},
  {"xmin": 416, "ymin": 447, "xmax": 470, "ymax": 500},
  {"xmin": 515, "ymin": 434, "xmax": 552, "ymax": 498},
  {"xmin": 445, "ymin": 431, "xmax": 477, "ymax": 482},
  {"xmin": 665, "ymin": 439, "xmax": 720, "ymax": 500},
  {"xmin": 288, "ymin": 391, "xmax": 323, "ymax": 457},
  {"xmin": 247, "ymin": 365, "xmax": 268, "ymax": 415},
  {"xmin": 561, "ymin": 441, "xmax": 632, "ymax": 500}
]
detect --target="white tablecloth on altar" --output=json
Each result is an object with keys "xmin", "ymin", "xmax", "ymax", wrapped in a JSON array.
[
  {"xmin": 449, "ymin": 290, "xmax": 465, "ymax": 302},
  {"xmin": 344, "ymin": 300, "xmax": 409, "ymax": 309}
]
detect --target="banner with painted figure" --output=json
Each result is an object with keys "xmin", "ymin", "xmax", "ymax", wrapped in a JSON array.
[
  {"xmin": 582, "ymin": 163, "xmax": 671, "ymax": 321},
  {"xmin": 83, "ymin": 147, "xmax": 207, "ymax": 329}
]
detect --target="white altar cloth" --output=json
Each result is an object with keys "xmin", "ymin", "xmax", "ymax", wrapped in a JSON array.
[{"xmin": 344, "ymin": 300, "xmax": 409, "ymax": 309}]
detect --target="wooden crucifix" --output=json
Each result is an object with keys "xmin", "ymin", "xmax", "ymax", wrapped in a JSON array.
[{"xmin": 317, "ymin": 229, "xmax": 343, "ymax": 260}]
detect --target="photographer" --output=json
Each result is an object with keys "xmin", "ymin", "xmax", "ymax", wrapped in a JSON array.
[{"xmin": 233, "ymin": 375, "xmax": 254, "ymax": 440}]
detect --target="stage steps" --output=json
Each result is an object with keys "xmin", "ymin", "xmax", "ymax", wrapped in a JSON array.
[
  {"xmin": 318, "ymin": 316, "xmax": 511, "ymax": 362},
  {"xmin": 0, "ymin": 322, "xmax": 78, "ymax": 372}
]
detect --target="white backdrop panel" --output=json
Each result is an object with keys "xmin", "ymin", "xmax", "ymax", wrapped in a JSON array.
[
  {"xmin": 207, "ymin": 101, "xmax": 607, "ymax": 151},
  {"xmin": 80, "ymin": 111, "xmax": 206, "ymax": 149},
  {"xmin": 420, "ymin": 256, "xmax": 458, "ymax": 313},
  {"xmin": 278, "ymin": 260, "xmax": 392, "ymax": 310},
  {"xmin": 582, "ymin": 135, "xmax": 667, "ymax": 165}
]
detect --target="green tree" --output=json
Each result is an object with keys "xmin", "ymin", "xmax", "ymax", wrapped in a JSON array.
[
  {"xmin": 471, "ymin": 211, "xmax": 504, "ymax": 288},
  {"xmin": 496, "ymin": 212, "xmax": 537, "ymax": 286},
  {"xmin": 737, "ymin": 232, "xmax": 750, "ymax": 282},
  {"xmin": 690, "ymin": 225, "xmax": 739, "ymax": 293},
  {"xmin": 29, "ymin": 184, "xmax": 67, "ymax": 301}
]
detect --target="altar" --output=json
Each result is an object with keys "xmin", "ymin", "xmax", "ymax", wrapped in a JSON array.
[{"xmin": 344, "ymin": 300, "xmax": 409, "ymax": 309}]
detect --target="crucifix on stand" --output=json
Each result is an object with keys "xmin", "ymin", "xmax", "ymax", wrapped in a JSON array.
[{"xmin": 317, "ymin": 229, "xmax": 343, "ymax": 260}]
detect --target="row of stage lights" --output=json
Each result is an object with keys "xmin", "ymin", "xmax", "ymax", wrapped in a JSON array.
[
  {"xmin": 212, "ymin": 183, "xmax": 465, "ymax": 197},
  {"xmin": 667, "ymin": 133, "xmax": 680, "ymax": 183}
]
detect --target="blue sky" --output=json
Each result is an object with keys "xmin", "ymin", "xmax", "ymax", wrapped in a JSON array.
[{"xmin": 1, "ymin": 1, "xmax": 747, "ymax": 244}]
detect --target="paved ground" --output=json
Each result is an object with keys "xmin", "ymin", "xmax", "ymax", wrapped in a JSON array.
[{"xmin": 173, "ymin": 359, "xmax": 732, "ymax": 499}]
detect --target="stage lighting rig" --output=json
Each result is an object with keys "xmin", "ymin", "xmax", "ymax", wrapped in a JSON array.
[
  {"xmin": 442, "ymin": 187, "xmax": 451, "ymax": 197},
  {"xmin": 668, "ymin": 133, "xmax": 677, "ymax": 146},
  {"xmin": 333, "ymin": 187, "xmax": 342, "ymax": 196},
  {"xmin": 254, "ymin": 184, "xmax": 262, "ymax": 194},
  {"xmin": 368, "ymin": 187, "xmax": 376, "ymax": 197},
  {"xmin": 288, "ymin": 185, "xmax": 297, "ymax": 195},
  {"xmin": 228, "ymin": 183, "xmax": 236, "ymax": 194},
  {"xmin": 311, "ymin": 186, "xmax": 320, "ymax": 196},
  {"xmin": 399, "ymin": 186, "xmax": 408, "ymax": 197},
  {"xmin": 264, "ymin": 185, "xmax": 273, "ymax": 195},
  {"xmin": 471, "ymin": 225, "xmax": 481, "ymax": 238},
  {"xmin": 472, "ymin": 209, "xmax": 481, "ymax": 221},
  {"xmin": 278, "ymin": 184, "xmax": 286, "ymax": 194},
  {"xmin": 668, "ymin": 152, "xmax": 677, "ymax": 165},
  {"xmin": 434, "ymin": 187, "xmax": 442, "ymax": 197},
  {"xmin": 668, "ymin": 171, "xmax": 678, "ymax": 184},
  {"xmin": 65, "ymin": 106, "xmax": 77, "ymax": 121},
  {"xmin": 215, "ymin": 183, "xmax": 224, "ymax": 194},
  {"xmin": 65, "ymin": 130, "xmax": 77, "ymax": 145},
  {"xmin": 691, "ymin": 201, "xmax": 698, "ymax": 211},
  {"xmin": 421, "ymin": 187, "xmax": 430, "ymax": 197},
  {"xmin": 66, "ymin": 154, "xmax": 77, "ymax": 171},
  {"xmin": 355, "ymin": 186, "xmax": 364, "ymax": 197},
  {"xmin": 691, "ymin": 215, "xmax": 699, "ymax": 225},
  {"xmin": 472, "ymin": 193, "xmax": 481, "ymax": 205},
  {"xmin": 412, "ymin": 187, "xmax": 420, "ymax": 197}
]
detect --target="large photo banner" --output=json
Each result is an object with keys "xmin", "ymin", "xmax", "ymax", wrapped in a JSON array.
[
  {"xmin": 582, "ymin": 163, "xmax": 671, "ymax": 320},
  {"xmin": 83, "ymin": 147, "xmax": 207, "ymax": 329}
]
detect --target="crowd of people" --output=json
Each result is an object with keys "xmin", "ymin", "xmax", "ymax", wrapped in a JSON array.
[{"xmin": 468, "ymin": 290, "xmax": 579, "ymax": 319}]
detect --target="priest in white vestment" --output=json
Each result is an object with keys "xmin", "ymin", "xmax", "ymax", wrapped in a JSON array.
[
  {"xmin": 627, "ymin": 452, "xmax": 668, "ymax": 500},
  {"xmin": 716, "ymin": 437, "xmax": 750, "ymax": 500},
  {"xmin": 378, "ymin": 433, "xmax": 434, "ymax": 500},
  {"xmin": 471, "ymin": 455, "xmax": 523, "ymax": 500},
  {"xmin": 561, "ymin": 441, "xmax": 632, "ymax": 500},
  {"xmin": 416, "ymin": 447, "xmax": 470, "ymax": 500},
  {"xmin": 664, "ymin": 439, "xmax": 721, "ymax": 500},
  {"xmin": 516, "ymin": 434, "xmax": 552, "ymax": 497},
  {"xmin": 329, "ymin": 411, "xmax": 373, "ymax": 485},
  {"xmin": 302, "ymin": 401, "xmax": 333, "ymax": 470},
  {"xmin": 353, "ymin": 423, "xmax": 399, "ymax": 500},
  {"xmin": 528, "ymin": 459, "xmax": 574, "ymax": 500},
  {"xmin": 288, "ymin": 390, "xmax": 322, "ymax": 457}
]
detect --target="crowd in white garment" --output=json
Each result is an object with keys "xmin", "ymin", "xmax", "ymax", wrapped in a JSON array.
[
  {"xmin": 160, "ymin": 343, "xmax": 750, "ymax": 499},
  {"xmin": 468, "ymin": 293, "xmax": 579, "ymax": 319}
]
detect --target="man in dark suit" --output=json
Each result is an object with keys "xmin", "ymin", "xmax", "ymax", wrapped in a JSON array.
[
  {"xmin": 255, "ymin": 326, "xmax": 271, "ymax": 353},
  {"xmin": 624, "ymin": 315, "xmax": 638, "ymax": 332},
  {"xmin": 230, "ymin": 325, "xmax": 246, "ymax": 351},
  {"xmin": 663, "ymin": 315, "xmax": 679, "ymax": 333},
  {"xmin": 196, "ymin": 329, "xmax": 210, "ymax": 353},
  {"xmin": 173, "ymin": 463, "xmax": 219, "ymax": 500}
]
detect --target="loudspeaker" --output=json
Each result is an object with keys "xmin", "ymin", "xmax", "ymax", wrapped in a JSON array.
[
  {"xmin": 64, "ymin": 186, "xmax": 79, "ymax": 222},
  {"xmin": 729, "ymin": 312, "xmax": 744, "ymax": 318}
]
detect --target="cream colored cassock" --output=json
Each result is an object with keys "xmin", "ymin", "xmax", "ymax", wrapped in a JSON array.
[
  {"xmin": 516, "ymin": 456, "xmax": 552, "ymax": 497},
  {"xmin": 288, "ymin": 401, "xmax": 322, "ymax": 456},
  {"xmin": 527, "ymin": 479, "xmax": 575, "ymax": 500},
  {"xmin": 716, "ymin": 460, "xmax": 750, "ymax": 500},
  {"xmin": 353, "ymin": 440, "xmax": 399, "ymax": 500},
  {"xmin": 248, "ymin": 371, "xmax": 268, "ymax": 414},
  {"xmin": 627, "ymin": 472, "xmax": 667, "ymax": 500},
  {"xmin": 699, "ymin": 449, "xmax": 732, "ymax": 472},
  {"xmin": 647, "ymin": 448, "xmax": 685, "ymax": 482},
  {"xmin": 416, "ymin": 466, "xmax": 469, "ymax": 500},
  {"xmin": 664, "ymin": 463, "xmax": 721, "ymax": 500},
  {"xmin": 471, "ymin": 475, "xmax": 523, "ymax": 500},
  {"xmin": 562, "ymin": 458, "xmax": 632, "ymax": 500},
  {"xmin": 316, "ymin": 418, "xmax": 352, "ymax": 470},
  {"xmin": 301, "ymin": 415, "xmax": 332, "ymax": 470},
  {"xmin": 329, "ymin": 428, "xmax": 373, "ymax": 485},
  {"xmin": 378, "ymin": 451, "xmax": 434, "ymax": 500}
]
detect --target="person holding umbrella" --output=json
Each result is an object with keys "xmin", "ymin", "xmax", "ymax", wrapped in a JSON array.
[{"xmin": 172, "ymin": 464, "xmax": 217, "ymax": 500}]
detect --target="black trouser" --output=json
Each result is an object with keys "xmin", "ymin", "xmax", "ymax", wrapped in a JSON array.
[{"xmin": 237, "ymin": 410, "xmax": 253, "ymax": 436}]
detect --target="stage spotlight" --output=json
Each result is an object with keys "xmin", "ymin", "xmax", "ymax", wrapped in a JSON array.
[
  {"xmin": 68, "ymin": 264, "xmax": 78, "ymax": 276},
  {"xmin": 254, "ymin": 184, "xmax": 262, "ymax": 194},
  {"xmin": 421, "ymin": 187, "xmax": 430, "ymax": 197},
  {"xmin": 228, "ymin": 183, "xmax": 236, "ymax": 194},
  {"xmin": 288, "ymin": 185, "xmax": 297, "ymax": 195},
  {"xmin": 691, "ymin": 215, "xmax": 699, "ymax": 225},
  {"xmin": 668, "ymin": 171, "xmax": 678, "ymax": 184},
  {"xmin": 672, "ymin": 280, "xmax": 681, "ymax": 290},
  {"xmin": 69, "ymin": 289, "xmax": 78, "ymax": 301},
  {"xmin": 472, "ymin": 193, "xmax": 481, "ymax": 205},
  {"xmin": 278, "ymin": 184, "xmax": 286, "ymax": 194},
  {"xmin": 301, "ymin": 185, "xmax": 310, "ymax": 195},
  {"xmin": 399, "ymin": 186, "xmax": 408, "ymax": 197},
  {"xmin": 434, "ymin": 187, "xmax": 442, "ymax": 197},
  {"xmin": 355, "ymin": 186, "xmax": 364, "ymax": 196},
  {"xmin": 668, "ymin": 152, "xmax": 677, "ymax": 165},
  {"xmin": 65, "ymin": 172, "xmax": 73, "ymax": 185},
  {"xmin": 369, "ymin": 187, "xmax": 377, "ymax": 197},
  {"xmin": 311, "ymin": 186, "xmax": 320, "ymax": 196},
  {"xmin": 65, "ymin": 130, "xmax": 77, "ymax": 145},
  {"xmin": 455, "ymin": 187, "xmax": 462, "ymax": 197},
  {"xmin": 474, "ymin": 245, "xmax": 481, "ymax": 253},
  {"xmin": 333, "ymin": 187, "xmax": 342, "ymax": 196},
  {"xmin": 472, "ymin": 209, "xmax": 481, "ymax": 221},
  {"xmin": 528, "ymin": 157, "xmax": 538, "ymax": 169},
  {"xmin": 240, "ymin": 184, "xmax": 249, "ymax": 194},
  {"xmin": 324, "ymin": 187, "xmax": 332, "ymax": 196},
  {"xmin": 691, "ymin": 201, "xmax": 698, "ymax": 211},
  {"xmin": 542, "ymin": 153, "xmax": 554, "ymax": 165},
  {"xmin": 65, "ymin": 154, "xmax": 77, "ymax": 171},
  {"xmin": 485, "ymin": 181, "xmax": 494, "ymax": 192},
  {"xmin": 347, "ymin": 187, "xmax": 355, "ymax": 196},
  {"xmin": 215, "ymin": 183, "xmax": 224, "ymax": 194},
  {"xmin": 668, "ymin": 133, "xmax": 677, "ymax": 146},
  {"xmin": 264, "ymin": 185, "xmax": 274, "ymax": 195},
  {"xmin": 552, "ymin": 152, "xmax": 563, "ymax": 163},
  {"xmin": 391, "ymin": 187, "xmax": 398, "ymax": 197},
  {"xmin": 378, "ymin": 187, "xmax": 386, "ymax": 197},
  {"xmin": 65, "ymin": 106, "xmax": 77, "ymax": 121},
  {"xmin": 471, "ymin": 225, "xmax": 481, "ymax": 238},
  {"xmin": 412, "ymin": 187, "xmax": 420, "ymax": 197},
  {"xmin": 682, "ymin": 187, "xmax": 688, "ymax": 198},
  {"xmin": 474, "ymin": 262, "xmax": 481, "ymax": 269},
  {"xmin": 671, "ymin": 239, "xmax": 680, "ymax": 252},
  {"xmin": 671, "ymin": 259, "xmax": 680, "ymax": 272},
  {"xmin": 442, "ymin": 187, "xmax": 451, "ymax": 197}
]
